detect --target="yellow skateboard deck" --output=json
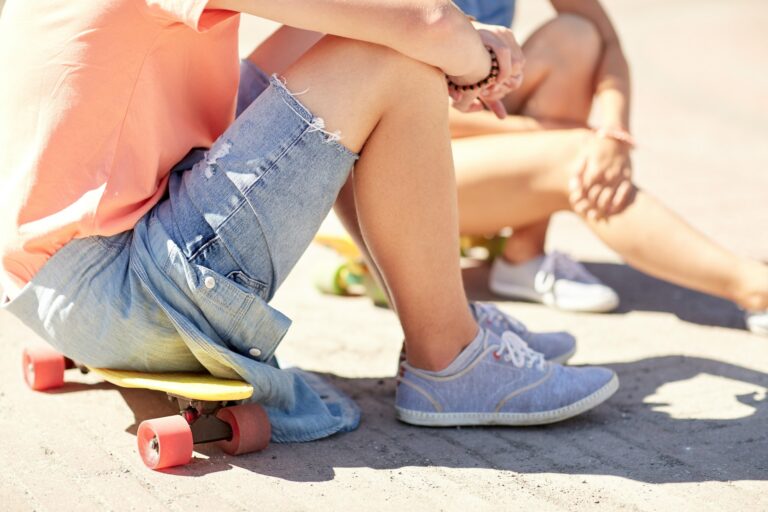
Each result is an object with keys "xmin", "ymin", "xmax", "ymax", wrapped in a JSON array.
[
  {"xmin": 314, "ymin": 234, "xmax": 362, "ymax": 261},
  {"xmin": 88, "ymin": 368, "xmax": 254, "ymax": 401}
]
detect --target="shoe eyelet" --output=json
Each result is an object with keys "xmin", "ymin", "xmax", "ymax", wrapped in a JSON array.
[{"xmin": 493, "ymin": 352, "xmax": 501, "ymax": 360}]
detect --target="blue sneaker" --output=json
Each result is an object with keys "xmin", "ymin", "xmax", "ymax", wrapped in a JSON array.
[
  {"xmin": 395, "ymin": 329, "xmax": 618, "ymax": 426},
  {"xmin": 471, "ymin": 302, "xmax": 576, "ymax": 364}
]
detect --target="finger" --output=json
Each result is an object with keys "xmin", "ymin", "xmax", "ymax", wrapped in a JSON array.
[
  {"xmin": 572, "ymin": 197, "xmax": 591, "ymax": 215},
  {"xmin": 568, "ymin": 187, "xmax": 584, "ymax": 207},
  {"xmin": 485, "ymin": 98, "xmax": 507, "ymax": 119},
  {"xmin": 466, "ymin": 99, "xmax": 486, "ymax": 113},
  {"xmin": 453, "ymin": 89, "xmax": 479, "ymax": 112},
  {"xmin": 595, "ymin": 185, "xmax": 616, "ymax": 219},
  {"xmin": 582, "ymin": 161, "xmax": 604, "ymax": 191},
  {"xmin": 504, "ymin": 74, "xmax": 524, "ymax": 92},
  {"xmin": 587, "ymin": 183, "xmax": 603, "ymax": 205},
  {"xmin": 570, "ymin": 158, "xmax": 588, "ymax": 198},
  {"xmin": 610, "ymin": 179, "xmax": 636, "ymax": 215},
  {"xmin": 500, "ymin": 30, "xmax": 525, "ymax": 79},
  {"xmin": 479, "ymin": 85, "xmax": 508, "ymax": 102},
  {"xmin": 585, "ymin": 182, "xmax": 605, "ymax": 215}
]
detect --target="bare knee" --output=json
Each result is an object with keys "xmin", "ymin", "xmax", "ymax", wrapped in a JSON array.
[
  {"xmin": 556, "ymin": 129, "xmax": 640, "ymax": 220},
  {"xmin": 542, "ymin": 14, "xmax": 602, "ymax": 73},
  {"xmin": 314, "ymin": 36, "xmax": 446, "ymax": 100},
  {"xmin": 283, "ymin": 35, "xmax": 447, "ymax": 150}
]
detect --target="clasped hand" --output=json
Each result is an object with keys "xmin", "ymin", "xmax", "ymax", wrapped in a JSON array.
[
  {"xmin": 569, "ymin": 137, "xmax": 635, "ymax": 221},
  {"xmin": 447, "ymin": 22, "xmax": 525, "ymax": 119}
]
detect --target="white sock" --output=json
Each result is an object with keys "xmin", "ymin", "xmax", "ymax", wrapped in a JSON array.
[{"xmin": 423, "ymin": 328, "xmax": 486, "ymax": 377}]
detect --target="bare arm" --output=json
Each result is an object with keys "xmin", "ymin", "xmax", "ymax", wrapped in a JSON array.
[
  {"xmin": 246, "ymin": 25, "xmax": 324, "ymax": 75},
  {"xmin": 550, "ymin": 0, "xmax": 631, "ymax": 130},
  {"xmin": 208, "ymin": 0, "xmax": 491, "ymax": 82}
]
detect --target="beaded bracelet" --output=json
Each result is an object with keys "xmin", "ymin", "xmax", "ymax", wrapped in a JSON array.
[{"xmin": 446, "ymin": 46, "xmax": 500, "ymax": 92}]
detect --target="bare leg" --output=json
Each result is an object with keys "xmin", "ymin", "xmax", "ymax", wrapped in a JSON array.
[
  {"xmin": 503, "ymin": 220, "xmax": 549, "ymax": 264},
  {"xmin": 469, "ymin": 14, "xmax": 602, "ymax": 263},
  {"xmin": 328, "ymin": 14, "xmax": 602, "ymax": 303},
  {"xmin": 447, "ymin": 14, "xmax": 601, "ymax": 141},
  {"xmin": 280, "ymin": 37, "xmax": 477, "ymax": 370},
  {"xmin": 334, "ymin": 177, "xmax": 394, "ymax": 307},
  {"xmin": 451, "ymin": 126, "xmax": 768, "ymax": 311}
]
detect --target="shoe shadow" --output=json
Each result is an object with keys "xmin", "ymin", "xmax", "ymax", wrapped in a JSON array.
[
  {"xmin": 110, "ymin": 356, "xmax": 768, "ymax": 484},
  {"xmin": 461, "ymin": 260, "xmax": 748, "ymax": 331}
]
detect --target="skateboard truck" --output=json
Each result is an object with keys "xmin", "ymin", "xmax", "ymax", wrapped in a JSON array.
[
  {"xmin": 173, "ymin": 396, "xmax": 235, "ymax": 445},
  {"xmin": 23, "ymin": 345, "xmax": 271, "ymax": 470}
]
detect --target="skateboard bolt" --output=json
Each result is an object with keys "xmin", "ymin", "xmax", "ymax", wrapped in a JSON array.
[
  {"xmin": 182, "ymin": 409, "xmax": 199, "ymax": 424},
  {"xmin": 149, "ymin": 436, "xmax": 159, "ymax": 454}
]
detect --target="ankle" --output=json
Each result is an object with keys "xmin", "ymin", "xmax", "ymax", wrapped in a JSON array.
[
  {"xmin": 406, "ymin": 351, "xmax": 456, "ymax": 372},
  {"xmin": 502, "ymin": 236, "xmax": 545, "ymax": 265},
  {"xmin": 405, "ymin": 326, "xmax": 479, "ymax": 372},
  {"xmin": 733, "ymin": 261, "xmax": 768, "ymax": 311}
]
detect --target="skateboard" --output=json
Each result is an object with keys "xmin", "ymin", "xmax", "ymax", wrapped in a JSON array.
[
  {"xmin": 312, "ymin": 233, "xmax": 508, "ymax": 306},
  {"xmin": 459, "ymin": 234, "xmax": 507, "ymax": 260},
  {"xmin": 22, "ymin": 345, "xmax": 270, "ymax": 470},
  {"xmin": 312, "ymin": 234, "xmax": 389, "ymax": 307}
]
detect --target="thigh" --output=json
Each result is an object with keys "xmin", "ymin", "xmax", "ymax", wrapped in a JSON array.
[{"xmin": 453, "ymin": 129, "xmax": 589, "ymax": 233}]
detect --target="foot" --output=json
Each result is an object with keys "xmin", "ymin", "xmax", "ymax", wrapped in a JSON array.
[
  {"xmin": 489, "ymin": 251, "xmax": 620, "ymax": 313},
  {"xmin": 395, "ymin": 329, "xmax": 618, "ymax": 426},
  {"xmin": 746, "ymin": 311, "xmax": 768, "ymax": 336},
  {"xmin": 470, "ymin": 302, "xmax": 576, "ymax": 364}
]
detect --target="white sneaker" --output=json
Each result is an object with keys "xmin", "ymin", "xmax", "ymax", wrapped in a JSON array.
[
  {"xmin": 746, "ymin": 311, "xmax": 768, "ymax": 336},
  {"xmin": 489, "ymin": 251, "xmax": 620, "ymax": 313}
]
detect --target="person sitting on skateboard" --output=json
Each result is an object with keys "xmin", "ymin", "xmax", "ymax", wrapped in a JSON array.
[{"xmin": 0, "ymin": 0, "xmax": 618, "ymax": 442}]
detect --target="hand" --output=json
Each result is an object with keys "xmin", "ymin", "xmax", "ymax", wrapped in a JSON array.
[
  {"xmin": 448, "ymin": 22, "xmax": 525, "ymax": 119},
  {"xmin": 569, "ymin": 136, "xmax": 634, "ymax": 220}
]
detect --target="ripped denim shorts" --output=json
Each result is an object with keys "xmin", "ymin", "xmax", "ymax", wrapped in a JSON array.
[{"xmin": 3, "ymin": 61, "xmax": 361, "ymax": 442}]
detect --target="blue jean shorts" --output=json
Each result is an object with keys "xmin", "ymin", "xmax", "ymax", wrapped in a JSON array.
[
  {"xmin": 3, "ymin": 61, "xmax": 361, "ymax": 442},
  {"xmin": 453, "ymin": 0, "xmax": 516, "ymax": 27}
]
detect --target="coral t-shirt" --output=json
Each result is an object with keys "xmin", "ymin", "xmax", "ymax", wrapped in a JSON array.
[{"xmin": 0, "ymin": 0, "xmax": 240, "ymax": 298}]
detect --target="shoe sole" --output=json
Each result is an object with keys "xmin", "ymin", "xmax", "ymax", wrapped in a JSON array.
[
  {"xmin": 395, "ymin": 373, "xmax": 619, "ymax": 427},
  {"xmin": 489, "ymin": 282, "xmax": 619, "ymax": 314}
]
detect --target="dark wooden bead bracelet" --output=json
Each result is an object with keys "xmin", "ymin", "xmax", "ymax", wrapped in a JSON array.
[{"xmin": 446, "ymin": 46, "xmax": 500, "ymax": 92}]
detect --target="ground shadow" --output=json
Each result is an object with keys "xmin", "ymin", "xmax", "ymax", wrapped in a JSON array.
[
  {"xmin": 107, "ymin": 356, "xmax": 768, "ymax": 484},
  {"xmin": 462, "ymin": 260, "xmax": 747, "ymax": 330}
]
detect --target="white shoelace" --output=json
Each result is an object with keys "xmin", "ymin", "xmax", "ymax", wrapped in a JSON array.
[
  {"xmin": 534, "ymin": 251, "xmax": 598, "ymax": 294},
  {"xmin": 494, "ymin": 332, "xmax": 546, "ymax": 370},
  {"xmin": 475, "ymin": 302, "xmax": 529, "ymax": 338}
]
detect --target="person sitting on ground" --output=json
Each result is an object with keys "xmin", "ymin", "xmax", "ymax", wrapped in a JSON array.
[
  {"xmin": 446, "ymin": 0, "xmax": 768, "ymax": 334},
  {"xmin": 0, "ymin": 0, "xmax": 618, "ymax": 440}
]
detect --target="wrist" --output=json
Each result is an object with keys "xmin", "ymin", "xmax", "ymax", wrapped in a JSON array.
[
  {"xmin": 594, "ymin": 126, "xmax": 636, "ymax": 149},
  {"xmin": 446, "ymin": 46, "xmax": 497, "ymax": 90}
]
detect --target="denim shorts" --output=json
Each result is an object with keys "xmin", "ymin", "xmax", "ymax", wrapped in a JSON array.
[
  {"xmin": 3, "ymin": 61, "xmax": 361, "ymax": 442},
  {"xmin": 453, "ymin": 0, "xmax": 516, "ymax": 27}
]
